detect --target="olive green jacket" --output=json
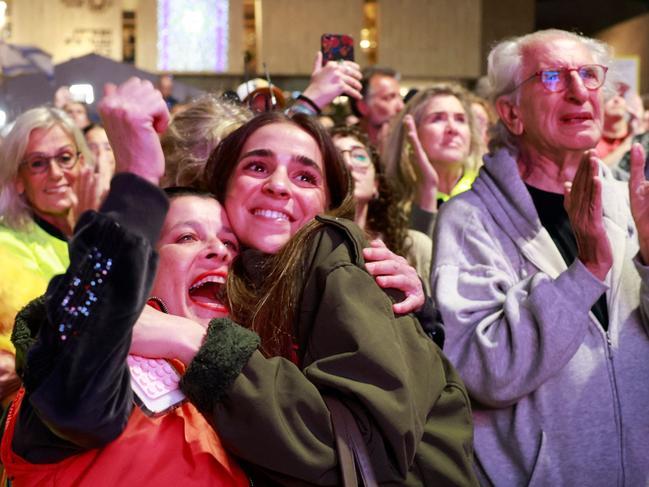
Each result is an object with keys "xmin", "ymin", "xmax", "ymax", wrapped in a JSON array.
[{"xmin": 181, "ymin": 216, "xmax": 477, "ymax": 486}]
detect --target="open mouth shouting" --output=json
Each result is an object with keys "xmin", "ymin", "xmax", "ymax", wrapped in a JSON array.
[{"xmin": 188, "ymin": 271, "xmax": 228, "ymax": 314}]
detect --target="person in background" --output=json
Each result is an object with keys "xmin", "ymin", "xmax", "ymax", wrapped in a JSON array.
[
  {"xmin": 160, "ymin": 50, "xmax": 362, "ymax": 189},
  {"xmin": 469, "ymin": 93, "xmax": 496, "ymax": 162},
  {"xmin": 84, "ymin": 124, "xmax": 115, "ymax": 177},
  {"xmin": 349, "ymin": 66, "xmax": 405, "ymax": 147},
  {"xmin": 237, "ymin": 51, "xmax": 362, "ymax": 118},
  {"xmin": 0, "ymin": 107, "xmax": 92, "ymax": 405},
  {"xmin": 71, "ymin": 123, "xmax": 116, "ymax": 219},
  {"xmin": 63, "ymin": 101, "xmax": 92, "ymax": 131},
  {"xmin": 157, "ymin": 73, "xmax": 179, "ymax": 111},
  {"xmin": 595, "ymin": 82, "xmax": 634, "ymax": 164},
  {"xmin": 432, "ymin": 29, "xmax": 649, "ymax": 486},
  {"xmin": 160, "ymin": 94, "xmax": 252, "ymax": 188},
  {"xmin": 608, "ymin": 88, "xmax": 649, "ymax": 181},
  {"xmin": 53, "ymin": 86, "xmax": 72, "ymax": 109},
  {"xmin": 330, "ymin": 125, "xmax": 433, "ymax": 295},
  {"xmin": 383, "ymin": 83, "xmax": 481, "ymax": 238}
]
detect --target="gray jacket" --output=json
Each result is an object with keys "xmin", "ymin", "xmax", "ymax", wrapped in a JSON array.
[{"xmin": 432, "ymin": 148, "xmax": 649, "ymax": 486}]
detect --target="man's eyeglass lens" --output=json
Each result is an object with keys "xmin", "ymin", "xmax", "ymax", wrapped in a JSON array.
[{"xmin": 539, "ymin": 65, "xmax": 607, "ymax": 92}]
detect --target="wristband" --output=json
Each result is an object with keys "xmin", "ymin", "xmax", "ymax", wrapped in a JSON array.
[
  {"xmin": 297, "ymin": 94, "xmax": 322, "ymax": 115},
  {"xmin": 287, "ymin": 103, "xmax": 317, "ymax": 117}
]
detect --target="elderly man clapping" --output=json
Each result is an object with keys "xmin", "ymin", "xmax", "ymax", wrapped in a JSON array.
[{"xmin": 432, "ymin": 29, "xmax": 649, "ymax": 486}]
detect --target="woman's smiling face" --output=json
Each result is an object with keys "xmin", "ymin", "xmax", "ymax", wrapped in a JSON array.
[
  {"xmin": 15, "ymin": 124, "xmax": 81, "ymax": 220},
  {"xmin": 224, "ymin": 122, "xmax": 329, "ymax": 254}
]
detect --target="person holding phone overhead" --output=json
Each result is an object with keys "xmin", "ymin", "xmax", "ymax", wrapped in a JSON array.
[{"xmin": 350, "ymin": 66, "xmax": 405, "ymax": 148}]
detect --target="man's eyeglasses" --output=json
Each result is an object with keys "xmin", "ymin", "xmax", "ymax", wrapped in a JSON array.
[
  {"xmin": 513, "ymin": 64, "xmax": 608, "ymax": 93},
  {"xmin": 339, "ymin": 147, "xmax": 372, "ymax": 168},
  {"xmin": 20, "ymin": 151, "xmax": 80, "ymax": 175}
]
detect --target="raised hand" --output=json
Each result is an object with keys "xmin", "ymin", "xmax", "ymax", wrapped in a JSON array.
[
  {"xmin": 301, "ymin": 51, "xmax": 362, "ymax": 109},
  {"xmin": 363, "ymin": 238, "xmax": 425, "ymax": 314},
  {"xmin": 98, "ymin": 77, "xmax": 169, "ymax": 185},
  {"xmin": 72, "ymin": 163, "xmax": 110, "ymax": 218},
  {"xmin": 404, "ymin": 114, "xmax": 439, "ymax": 212},
  {"xmin": 563, "ymin": 151, "xmax": 613, "ymax": 281},
  {"xmin": 628, "ymin": 142, "xmax": 649, "ymax": 264}
]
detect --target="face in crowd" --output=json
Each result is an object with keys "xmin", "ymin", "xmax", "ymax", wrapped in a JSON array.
[
  {"xmin": 64, "ymin": 102, "xmax": 91, "ymax": 130},
  {"xmin": 150, "ymin": 195, "xmax": 239, "ymax": 326},
  {"xmin": 361, "ymin": 74, "xmax": 404, "ymax": 129},
  {"xmin": 332, "ymin": 135, "xmax": 377, "ymax": 204},
  {"xmin": 85, "ymin": 125, "xmax": 116, "ymax": 175},
  {"xmin": 224, "ymin": 122, "xmax": 329, "ymax": 254},
  {"xmin": 602, "ymin": 83, "xmax": 629, "ymax": 130},
  {"xmin": 499, "ymin": 35, "xmax": 605, "ymax": 157},
  {"xmin": 15, "ymin": 124, "xmax": 82, "ymax": 223},
  {"xmin": 417, "ymin": 94, "xmax": 472, "ymax": 165}
]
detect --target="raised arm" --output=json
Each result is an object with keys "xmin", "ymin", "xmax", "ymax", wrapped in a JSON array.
[
  {"xmin": 14, "ymin": 176, "xmax": 168, "ymax": 462},
  {"xmin": 288, "ymin": 51, "xmax": 362, "ymax": 116},
  {"xmin": 12, "ymin": 78, "xmax": 170, "ymax": 463}
]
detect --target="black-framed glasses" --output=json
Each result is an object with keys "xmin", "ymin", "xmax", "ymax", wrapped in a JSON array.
[
  {"xmin": 20, "ymin": 151, "xmax": 80, "ymax": 175},
  {"xmin": 513, "ymin": 64, "xmax": 608, "ymax": 93},
  {"xmin": 339, "ymin": 147, "xmax": 372, "ymax": 168}
]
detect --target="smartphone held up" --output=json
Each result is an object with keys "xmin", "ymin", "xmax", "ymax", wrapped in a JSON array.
[{"xmin": 321, "ymin": 34, "xmax": 354, "ymax": 65}]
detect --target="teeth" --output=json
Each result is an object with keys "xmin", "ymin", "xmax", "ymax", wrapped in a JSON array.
[
  {"xmin": 190, "ymin": 275, "xmax": 225, "ymax": 290},
  {"xmin": 45, "ymin": 187, "xmax": 68, "ymax": 194},
  {"xmin": 254, "ymin": 209, "xmax": 289, "ymax": 221}
]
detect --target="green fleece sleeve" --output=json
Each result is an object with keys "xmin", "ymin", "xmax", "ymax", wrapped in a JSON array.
[
  {"xmin": 180, "ymin": 318, "xmax": 260, "ymax": 411},
  {"xmin": 183, "ymin": 260, "xmax": 445, "ymax": 485}
]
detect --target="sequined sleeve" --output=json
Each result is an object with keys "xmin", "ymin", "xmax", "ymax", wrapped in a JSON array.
[{"xmin": 12, "ymin": 174, "xmax": 168, "ymax": 463}]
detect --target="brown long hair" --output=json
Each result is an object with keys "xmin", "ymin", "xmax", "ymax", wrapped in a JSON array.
[{"xmin": 204, "ymin": 113, "xmax": 354, "ymax": 358}]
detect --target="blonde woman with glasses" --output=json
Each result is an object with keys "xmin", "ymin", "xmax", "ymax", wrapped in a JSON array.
[{"xmin": 0, "ymin": 107, "xmax": 91, "ymax": 405}]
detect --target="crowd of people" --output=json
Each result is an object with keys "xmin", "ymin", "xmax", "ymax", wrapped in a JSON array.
[{"xmin": 0, "ymin": 27, "xmax": 647, "ymax": 486}]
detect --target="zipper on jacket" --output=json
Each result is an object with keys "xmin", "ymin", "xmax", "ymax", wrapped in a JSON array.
[
  {"xmin": 606, "ymin": 331, "xmax": 613, "ymax": 357},
  {"xmin": 602, "ymin": 327, "xmax": 625, "ymax": 486}
]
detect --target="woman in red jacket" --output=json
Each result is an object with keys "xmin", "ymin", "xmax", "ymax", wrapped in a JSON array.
[{"xmin": 1, "ymin": 78, "xmax": 249, "ymax": 487}]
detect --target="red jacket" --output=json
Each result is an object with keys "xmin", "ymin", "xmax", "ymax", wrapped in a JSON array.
[{"xmin": 2, "ymin": 387, "xmax": 249, "ymax": 487}]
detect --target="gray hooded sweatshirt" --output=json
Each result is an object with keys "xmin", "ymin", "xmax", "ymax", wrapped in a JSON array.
[{"xmin": 432, "ymin": 148, "xmax": 649, "ymax": 486}]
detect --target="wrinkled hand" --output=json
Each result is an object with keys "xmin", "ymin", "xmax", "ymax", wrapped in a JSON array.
[
  {"xmin": 98, "ymin": 77, "xmax": 169, "ymax": 185},
  {"xmin": 131, "ymin": 305, "xmax": 206, "ymax": 365},
  {"xmin": 629, "ymin": 142, "xmax": 649, "ymax": 264},
  {"xmin": 404, "ymin": 114, "xmax": 439, "ymax": 212},
  {"xmin": 563, "ymin": 151, "xmax": 613, "ymax": 281},
  {"xmin": 363, "ymin": 239, "xmax": 425, "ymax": 314},
  {"xmin": 301, "ymin": 51, "xmax": 362, "ymax": 109}
]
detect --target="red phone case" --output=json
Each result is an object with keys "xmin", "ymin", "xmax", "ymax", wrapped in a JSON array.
[{"xmin": 321, "ymin": 34, "xmax": 355, "ymax": 65}]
